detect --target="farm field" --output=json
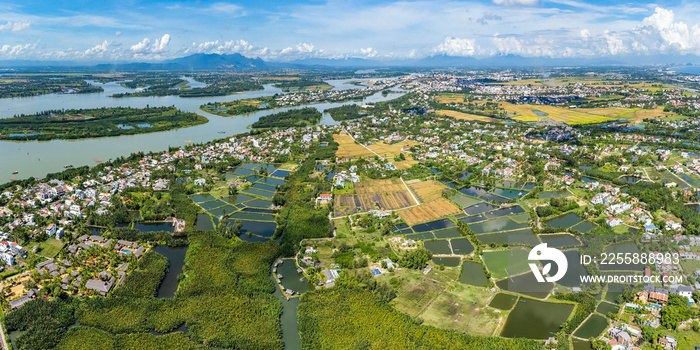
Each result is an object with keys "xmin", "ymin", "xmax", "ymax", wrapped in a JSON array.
[
  {"xmin": 502, "ymin": 102, "xmax": 619, "ymax": 125},
  {"xmin": 435, "ymin": 110, "xmax": 500, "ymax": 123},
  {"xmin": 367, "ymin": 140, "xmax": 419, "ymax": 157},
  {"xmin": 409, "ymin": 180, "xmax": 447, "ymax": 203},
  {"xmin": 334, "ymin": 179, "xmax": 415, "ymax": 216},
  {"xmin": 392, "ymin": 158, "xmax": 419, "ymax": 169},
  {"xmin": 433, "ymin": 93, "xmax": 466, "ymax": 104},
  {"xmin": 355, "ymin": 178, "xmax": 406, "ymax": 194},
  {"xmin": 333, "ymin": 133, "xmax": 375, "ymax": 158},
  {"xmin": 399, "ymin": 198, "xmax": 461, "ymax": 226}
]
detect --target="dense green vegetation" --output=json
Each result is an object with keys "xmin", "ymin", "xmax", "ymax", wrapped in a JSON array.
[
  {"xmin": 299, "ymin": 288, "xmax": 543, "ymax": 349},
  {"xmin": 0, "ymin": 106, "xmax": 207, "ymax": 141},
  {"xmin": 5, "ymin": 296, "xmax": 76, "ymax": 350},
  {"xmin": 251, "ymin": 107, "xmax": 322, "ymax": 129},
  {"xmin": 275, "ymin": 133, "xmax": 338, "ymax": 255},
  {"xmin": 552, "ymin": 292, "xmax": 595, "ymax": 333},
  {"xmin": 325, "ymin": 104, "xmax": 368, "ymax": 121},
  {"xmin": 113, "ymin": 80, "xmax": 262, "ymax": 98},
  {"xmin": 57, "ymin": 326, "xmax": 206, "ymax": 350},
  {"xmin": 272, "ymin": 79, "xmax": 332, "ymax": 92},
  {"xmin": 111, "ymin": 250, "xmax": 169, "ymax": 298},
  {"xmin": 201, "ymin": 98, "xmax": 275, "ymax": 116},
  {"xmin": 73, "ymin": 231, "xmax": 283, "ymax": 349},
  {"xmin": 0, "ymin": 75, "xmax": 103, "ymax": 98}
]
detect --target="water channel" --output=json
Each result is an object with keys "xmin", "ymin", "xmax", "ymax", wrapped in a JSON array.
[{"xmin": 0, "ymin": 77, "xmax": 404, "ymax": 182}]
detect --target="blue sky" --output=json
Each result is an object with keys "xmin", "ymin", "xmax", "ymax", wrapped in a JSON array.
[{"xmin": 1, "ymin": 0, "xmax": 699, "ymax": 61}]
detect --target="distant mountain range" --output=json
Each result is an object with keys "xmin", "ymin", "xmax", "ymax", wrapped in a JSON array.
[{"xmin": 1, "ymin": 52, "xmax": 700, "ymax": 70}]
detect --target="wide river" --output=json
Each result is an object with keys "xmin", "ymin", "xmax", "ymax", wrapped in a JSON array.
[{"xmin": 0, "ymin": 77, "xmax": 401, "ymax": 183}]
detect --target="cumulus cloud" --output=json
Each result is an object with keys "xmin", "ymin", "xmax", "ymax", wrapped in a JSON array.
[
  {"xmin": 0, "ymin": 21, "xmax": 30, "ymax": 32},
  {"xmin": 359, "ymin": 47, "xmax": 379, "ymax": 58},
  {"xmin": 432, "ymin": 37, "xmax": 477, "ymax": 56},
  {"xmin": 580, "ymin": 29, "xmax": 591, "ymax": 40},
  {"xmin": 491, "ymin": 0, "xmax": 538, "ymax": 6},
  {"xmin": 131, "ymin": 34, "xmax": 171, "ymax": 55},
  {"xmin": 84, "ymin": 40, "xmax": 122, "ymax": 59},
  {"xmin": 0, "ymin": 43, "xmax": 35, "ymax": 57},
  {"xmin": 639, "ymin": 7, "xmax": 700, "ymax": 52}
]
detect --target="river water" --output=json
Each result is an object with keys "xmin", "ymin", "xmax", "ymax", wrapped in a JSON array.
[{"xmin": 0, "ymin": 77, "xmax": 402, "ymax": 183}]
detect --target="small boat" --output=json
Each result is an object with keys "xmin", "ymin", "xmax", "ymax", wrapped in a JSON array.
[
  {"xmin": 64, "ymin": 165, "xmax": 74, "ymax": 169},
  {"xmin": 12, "ymin": 171, "xmax": 18, "ymax": 174}
]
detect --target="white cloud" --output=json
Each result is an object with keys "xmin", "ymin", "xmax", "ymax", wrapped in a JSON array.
[
  {"xmin": 115, "ymin": 31, "xmax": 122, "ymax": 36},
  {"xmin": 355, "ymin": 47, "xmax": 379, "ymax": 58},
  {"xmin": 639, "ymin": 7, "xmax": 700, "ymax": 51},
  {"xmin": 432, "ymin": 37, "xmax": 477, "ymax": 56},
  {"xmin": 0, "ymin": 21, "xmax": 30, "ymax": 32},
  {"xmin": 131, "ymin": 34, "xmax": 170, "ymax": 55},
  {"xmin": 491, "ymin": 0, "xmax": 538, "ymax": 6},
  {"xmin": 208, "ymin": 2, "xmax": 245, "ymax": 16},
  {"xmin": 83, "ymin": 40, "xmax": 122, "ymax": 59},
  {"xmin": 0, "ymin": 43, "xmax": 35, "ymax": 57},
  {"xmin": 580, "ymin": 29, "xmax": 591, "ymax": 40}
]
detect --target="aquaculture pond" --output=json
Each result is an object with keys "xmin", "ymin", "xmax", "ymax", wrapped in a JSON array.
[
  {"xmin": 571, "ymin": 221, "xmax": 596, "ymax": 233},
  {"xmin": 484, "ymin": 205, "xmax": 525, "ymax": 219},
  {"xmin": 190, "ymin": 193, "xmax": 214, "ymax": 203},
  {"xmin": 605, "ymin": 283, "xmax": 634, "ymax": 303},
  {"xmin": 556, "ymin": 250, "xmax": 590, "ymax": 288},
  {"xmin": 463, "ymin": 202, "xmax": 499, "ymax": 216},
  {"xmin": 596, "ymin": 301, "xmax": 620, "ymax": 315},
  {"xmin": 458, "ymin": 186, "xmax": 488, "ymax": 198},
  {"xmin": 488, "ymin": 293, "xmax": 518, "ymax": 310},
  {"xmin": 468, "ymin": 217, "xmax": 529, "ymax": 234},
  {"xmin": 235, "ymin": 220, "xmax": 277, "ymax": 238},
  {"xmin": 459, "ymin": 215, "xmax": 487, "ymax": 224},
  {"xmin": 500, "ymin": 298, "xmax": 574, "ymax": 339},
  {"xmin": 491, "ymin": 188, "xmax": 527, "ymax": 199},
  {"xmin": 476, "ymin": 230, "xmax": 539, "ymax": 246},
  {"xmin": 423, "ymin": 240, "xmax": 452, "ymax": 255},
  {"xmin": 496, "ymin": 272, "xmax": 554, "ymax": 299},
  {"xmin": 539, "ymin": 234, "xmax": 580, "ymax": 248},
  {"xmin": 573, "ymin": 314, "xmax": 608, "ymax": 339},
  {"xmin": 480, "ymin": 193, "xmax": 510, "ymax": 203},
  {"xmin": 432, "ymin": 257, "xmax": 461, "ymax": 267},
  {"xmin": 195, "ymin": 214, "xmax": 215, "ymax": 231},
  {"xmin": 449, "ymin": 238, "xmax": 474, "ymax": 255},
  {"xmin": 572, "ymin": 340, "xmax": 593, "ymax": 350},
  {"xmin": 412, "ymin": 218, "xmax": 455, "ymax": 232},
  {"xmin": 601, "ymin": 242, "xmax": 644, "ymax": 271},
  {"xmin": 433, "ymin": 227, "xmax": 462, "ymax": 239},
  {"xmin": 544, "ymin": 212, "xmax": 583, "ymax": 229},
  {"xmin": 459, "ymin": 261, "xmax": 489, "ymax": 287},
  {"xmin": 152, "ymin": 245, "xmax": 188, "ymax": 299}
]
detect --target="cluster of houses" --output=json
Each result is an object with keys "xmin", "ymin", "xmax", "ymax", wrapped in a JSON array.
[{"xmin": 67, "ymin": 234, "xmax": 145, "ymax": 258}]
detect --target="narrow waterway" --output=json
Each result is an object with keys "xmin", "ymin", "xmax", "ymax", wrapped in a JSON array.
[
  {"xmin": 271, "ymin": 264, "xmax": 303, "ymax": 350},
  {"xmin": 152, "ymin": 245, "xmax": 188, "ymax": 298}
]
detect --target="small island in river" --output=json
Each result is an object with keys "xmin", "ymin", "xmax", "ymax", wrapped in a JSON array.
[{"xmin": 0, "ymin": 106, "xmax": 208, "ymax": 141}]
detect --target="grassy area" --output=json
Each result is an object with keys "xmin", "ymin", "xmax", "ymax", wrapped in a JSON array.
[
  {"xmin": 25, "ymin": 239, "xmax": 65, "ymax": 258},
  {"xmin": 386, "ymin": 268, "xmax": 502, "ymax": 337}
]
